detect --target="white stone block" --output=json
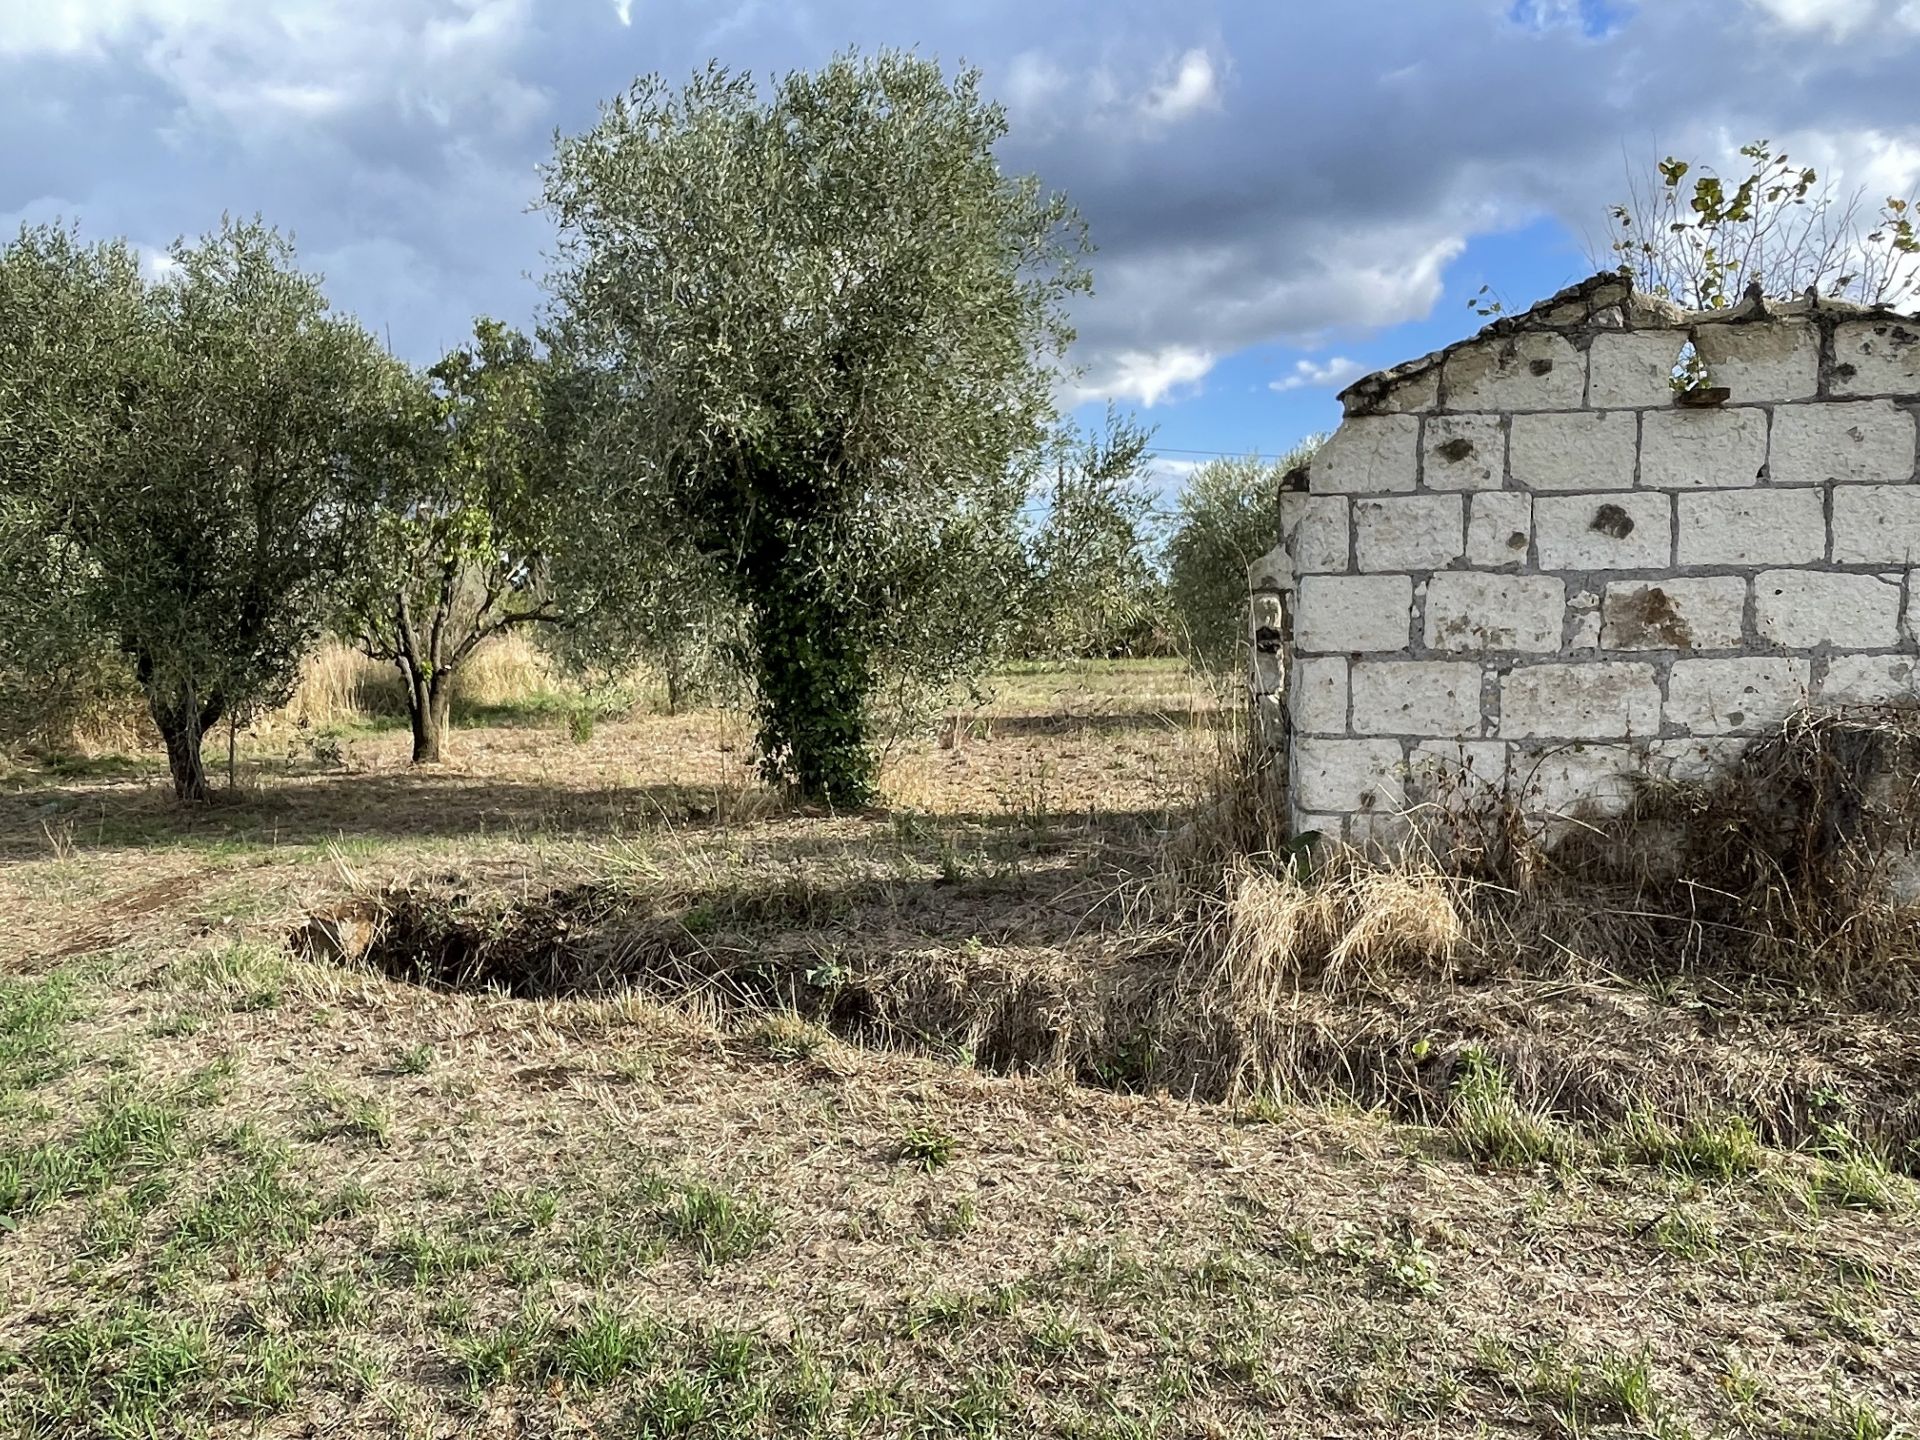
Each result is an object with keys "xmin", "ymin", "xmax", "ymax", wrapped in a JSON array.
[
  {"xmin": 1833, "ymin": 318, "xmax": 1920, "ymax": 397},
  {"xmin": 1509, "ymin": 411, "xmax": 1636, "ymax": 491},
  {"xmin": 1292, "ymin": 736, "xmax": 1405, "ymax": 813},
  {"xmin": 1535, "ymin": 493, "xmax": 1672, "ymax": 570},
  {"xmin": 1770, "ymin": 401, "xmax": 1916, "ymax": 486},
  {"xmin": 1600, "ymin": 578, "xmax": 1746, "ymax": 650},
  {"xmin": 1442, "ymin": 332, "xmax": 1586, "ymax": 411},
  {"xmin": 1646, "ymin": 737, "xmax": 1747, "ymax": 784},
  {"xmin": 1424, "ymin": 571, "xmax": 1565, "ymax": 652},
  {"xmin": 1350, "ymin": 661, "xmax": 1484, "ymax": 737},
  {"xmin": 1566, "ymin": 588, "xmax": 1602, "ymax": 650},
  {"xmin": 1831, "ymin": 486, "xmax": 1920, "ymax": 565},
  {"xmin": 1676, "ymin": 490, "xmax": 1824, "ymax": 566},
  {"xmin": 1499, "ymin": 662, "xmax": 1662, "ymax": 739},
  {"xmin": 1510, "ymin": 743, "xmax": 1639, "ymax": 821},
  {"xmin": 1249, "ymin": 543, "xmax": 1292, "ymax": 596},
  {"xmin": 1289, "ymin": 656, "xmax": 1348, "ymax": 734},
  {"xmin": 1753, "ymin": 570, "xmax": 1902, "ymax": 649},
  {"xmin": 1409, "ymin": 739, "xmax": 1509, "ymax": 786},
  {"xmin": 1588, "ymin": 331, "xmax": 1686, "ymax": 408},
  {"xmin": 1422, "ymin": 414, "xmax": 1503, "ymax": 490},
  {"xmin": 1353, "ymin": 495, "xmax": 1463, "ymax": 571},
  {"xmin": 1667, "ymin": 657, "xmax": 1810, "ymax": 734},
  {"xmin": 1367, "ymin": 368, "xmax": 1440, "ymax": 415},
  {"xmin": 1290, "ymin": 810, "xmax": 1348, "ymax": 844},
  {"xmin": 1280, "ymin": 493, "xmax": 1350, "ymax": 574},
  {"xmin": 1294, "ymin": 574, "xmax": 1414, "ymax": 654},
  {"xmin": 1692, "ymin": 319, "xmax": 1820, "ymax": 401},
  {"xmin": 1312, "ymin": 415, "xmax": 1420, "ymax": 494},
  {"xmin": 1820, "ymin": 653, "xmax": 1920, "ymax": 705},
  {"xmin": 1640, "ymin": 407, "xmax": 1769, "ymax": 488},
  {"xmin": 1465, "ymin": 492, "xmax": 1532, "ymax": 568}
]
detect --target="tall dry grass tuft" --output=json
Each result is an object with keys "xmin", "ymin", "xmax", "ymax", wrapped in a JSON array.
[
  {"xmin": 281, "ymin": 634, "xmax": 574, "ymax": 730},
  {"xmin": 1150, "ymin": 847, "xmax": 1465, "ymax": 1102},
  {"xmin": 284, "ymin": 643, "xmax": 402, "ymax": 728},
  {"xmin": 1212, "ymin": 856, "xmax": 1462, "ymax": 995},
  {"xmin": 453, "ymin": 632, "xmax": 556, "ymax": 707}
]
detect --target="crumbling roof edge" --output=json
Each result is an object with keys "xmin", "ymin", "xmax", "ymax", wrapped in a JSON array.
[{"xmin": 1334, "ymin": 271, "xmax": 1920, "ymax": 416}]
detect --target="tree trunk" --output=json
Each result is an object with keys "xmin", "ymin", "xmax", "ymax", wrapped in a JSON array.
[
  {"xmin": 147, "ymin": 685, "xmax": 219, "ymax": 803},
  {"xmin": 749, "ymin": 572, "xmax": 876, "ymax": 805},
  {"xmin": 407, "ymin": 667, "xmax": 456, "ymax": 765}
]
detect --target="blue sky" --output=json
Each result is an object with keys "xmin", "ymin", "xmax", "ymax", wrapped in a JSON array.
[{"xmin": 5, "ymin": 0, "xmax": 1918, "ymax": 493}]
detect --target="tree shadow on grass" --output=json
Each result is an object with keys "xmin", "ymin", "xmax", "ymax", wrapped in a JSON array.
[{"xmin": 0, "ymin": 761, "xmax": 1190, "ymax": 862}]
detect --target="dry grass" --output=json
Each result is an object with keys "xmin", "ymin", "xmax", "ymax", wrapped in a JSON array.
[
  {"xmin": 281, "ymin": 635, "xmax": 587, "ymax": 731},
  {"xmin": 6, "ymin": 664, "xmax": 1920, "ymax": 1434}
]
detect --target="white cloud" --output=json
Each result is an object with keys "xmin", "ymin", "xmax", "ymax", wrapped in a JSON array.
[
  {"xmin": 1004, "ymin": 50, "xmax": 1070, "ymax": 115},
  {"xmin": 1139, "ymin": 49, "xmax": 1220, "ymax": 125},
  {"xmin": 0, "ymin": 0, "xmax": 209, "ymax": 58},
  {"xmin": 1743, "ymin": 0, "xmax": 1880, "ymax": 37},
  {"xmin": 2, "ymin": 0, "xmax": 541, "ymax": 139},
  {"xmin": 1075, "ymin": 345, "xmax": 1214, "ymax": 407},
  {"xmin": 1270, "ymin": 356, "xmax": 1367, "ymax": 393},
  {"xmin": 612, "ymin": 0, "xmax": 633, "ymax": 23}
]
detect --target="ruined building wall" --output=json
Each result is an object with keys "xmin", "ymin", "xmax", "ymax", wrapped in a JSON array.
[{"xmin": 1255, "ymin": 273, "xmax": 1920, "ymax": 844}]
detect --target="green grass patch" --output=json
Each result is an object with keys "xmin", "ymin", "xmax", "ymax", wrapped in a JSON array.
[
  {"xmin": 1446, "ymin": 1050, "xmax": 1571, "ymax": 1170},
  {"xmin": 0, "ymin": 1091, "xmax": 188, "ymax": 1222},
  {"xmin": 660, "ymin": 1180, "xmax": 775, "ymax": 1266},
  {"xmin": 0, "ymin": 972, "xmax": 77, "ymax": 1094}
]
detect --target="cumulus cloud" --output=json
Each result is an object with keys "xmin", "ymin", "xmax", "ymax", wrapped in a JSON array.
[
  {"xmin": 1075, "ymin": 345, "xmax": 1215, "ymax": 407},
  {"xmin": 1139, "ymin": 49, "xmax": 1220, "ymax": 125},
  {"xmin": 1743, "ymin": 0, "xmax": 1879, "ymax": 36},
  {"xmin": 1270, "ymin": 356, "xmax": 1366, "ymax": 393},
  {"xmin": 4, "ymin": 0, "xmax": 1917, "ymax": 389}
]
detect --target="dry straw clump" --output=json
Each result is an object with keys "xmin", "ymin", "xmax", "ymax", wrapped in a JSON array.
[
  {"xmin": 1148, "ymin": 852, "xmax": 1466, "ymax": 1102},
  {"xmin": 1488, "ymin": 706, "xmax": 1920, "ymax": 999}
]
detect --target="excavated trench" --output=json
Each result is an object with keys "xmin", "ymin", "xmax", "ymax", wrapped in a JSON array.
[
  {"xmin": 289, "ymin": 872, "xmax": 1920, "ymax": 1171},
  {"xmin": 290, "ymin": 876, "xmax": 1177, "ymax": 1087}
]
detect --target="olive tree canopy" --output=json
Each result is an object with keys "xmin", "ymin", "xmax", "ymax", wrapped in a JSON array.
[
  {"xmin": 347, "ymin": 320, "xmax": 568, "ymax": 765},
  {"xmin": 540, "ymin": 51, "xmax": 1088, "ymax": 803},
  {"xmin": 0, "ymin": 219, "xmax": 398, "ymax": 799},
  {"xmin": 1164, "ymin": 440, "xmax": 1323, "ymax": 675}
]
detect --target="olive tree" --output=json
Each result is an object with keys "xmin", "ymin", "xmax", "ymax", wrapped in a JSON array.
[
  {"xmin": 0, "ymin": 220, "xmax": 397, "ymax": 800},
  {"xmin": 541, "ymin": 52, "xmax": 1086, "ymax": 804},
  {"xmin": 1164, "ymin": 440, "xmax": 1322, "ymax": 674},
  {"xmin": 1016, "ymin": 410, "xmax": 1164, "ymax": 659},
  {"xmin": 349, "ymin": 320, "xmax": 567, "ymax": 764}
]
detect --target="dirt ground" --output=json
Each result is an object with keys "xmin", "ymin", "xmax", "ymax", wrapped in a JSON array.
[{"xmin": 3, "ymin": 661, "xmax": 1918, "ymax": 1438}]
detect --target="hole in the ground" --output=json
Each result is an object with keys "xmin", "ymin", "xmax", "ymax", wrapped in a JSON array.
[
  {"xmin": 289, "ymin": 872, "xmax": 1920, "ymax": 1173},
  {"xmin": 288, "ymin": 881, "xmax": 1154, "ymax": 1085}
]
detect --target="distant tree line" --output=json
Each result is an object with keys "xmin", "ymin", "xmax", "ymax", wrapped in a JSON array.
[{"xmin": 0, "ymin": 51, "xmax": 1314, "ymax": 804}]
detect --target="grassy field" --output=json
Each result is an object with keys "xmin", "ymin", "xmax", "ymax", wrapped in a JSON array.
[{"xmin": 3, "ymin": 658, "xmax": 1919, "ymax": 1438}]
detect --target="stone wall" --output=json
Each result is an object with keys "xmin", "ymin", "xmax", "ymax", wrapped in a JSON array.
[{"xmin": 1254, "ymin": 272, "xmax": 1920, "ymax": 845}]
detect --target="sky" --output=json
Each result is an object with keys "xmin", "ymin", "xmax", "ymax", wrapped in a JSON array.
[{"xmin": 5, "ymin": 0, "xmax": 1920, "ymax": 495}]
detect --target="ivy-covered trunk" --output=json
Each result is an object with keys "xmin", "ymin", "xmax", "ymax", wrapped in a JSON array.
[
  {"xmin": 143, "ymin": 673, "xmax": 221, "ymax": 803},
  {"xmin": 742, "ymin": 510, "xmax": 876, "ymax": 806}
]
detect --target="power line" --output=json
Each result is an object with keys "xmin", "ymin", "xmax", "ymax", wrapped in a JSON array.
[{"xmin": 1146, "ymin": 445, "xmax": 1285, "ymax": 458}]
